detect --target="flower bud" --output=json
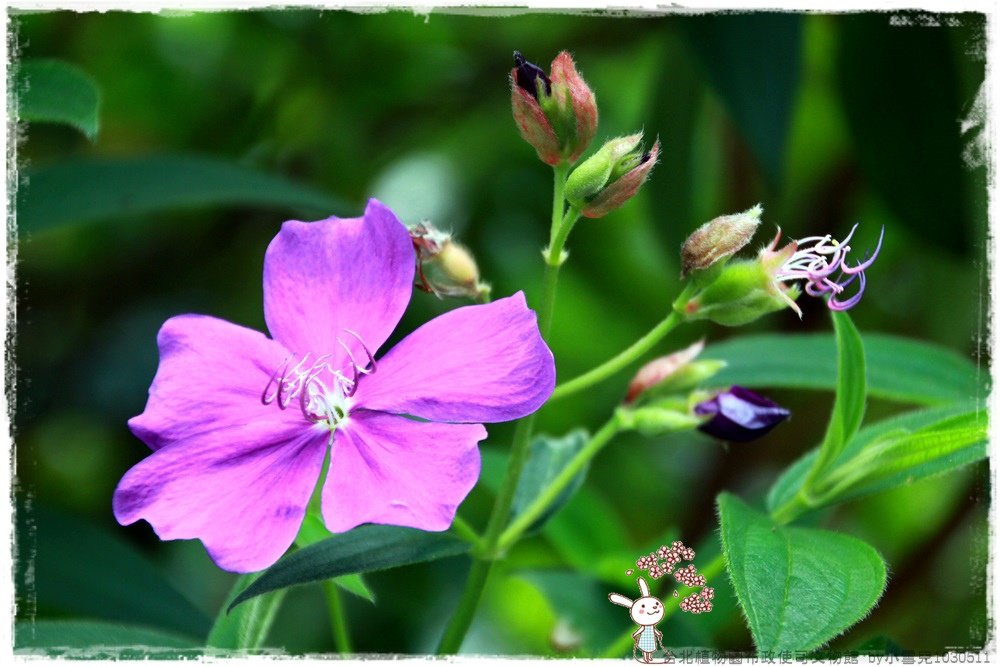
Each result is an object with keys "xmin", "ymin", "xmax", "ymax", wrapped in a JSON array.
[
  {"xmin": 617, "ymin": 401, "xmax": 704, "ymax": 438},
  {"xmin": 676, "ymin": 256, "xmax": 799, "ymax": 327},
  {"xmin": 565, "ymin": 133, "xmax": 659, "ymax": 218},
  {"xmin": 625, "ymin": 340, "xmax": 726, "ymax": 403},
  {"xmin": 693, "ymin": 386, "xmax": 790, "ymax": 442},
  {"xmin": 681, "ymin": 205, "xmax": 762, "ymax": 278},
  {"xmin": 511, "ymin": 51, "xmax": 597, "ymax": 166}
]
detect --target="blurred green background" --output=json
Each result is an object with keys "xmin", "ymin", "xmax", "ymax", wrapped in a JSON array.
[{"xmin": 12, "ymin": 9, "xmax": 989, "ymax": 656}]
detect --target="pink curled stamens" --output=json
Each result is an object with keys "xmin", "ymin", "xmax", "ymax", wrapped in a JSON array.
[
  {"xmin": 773, "ymin": 224, "xmax": 883, "ymax": 312},
  {"xmin": 261, "ymin": 332, "xmax": 379, "ymax": 419}
]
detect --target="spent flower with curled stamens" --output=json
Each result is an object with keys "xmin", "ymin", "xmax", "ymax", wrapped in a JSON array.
[
  {"xmin": 766, "ymin": 224, "xmax": 885, "ymax": 316},
  {"xmin": 678, "ymin": 218, "xmax": 884, "ymax": 326}
]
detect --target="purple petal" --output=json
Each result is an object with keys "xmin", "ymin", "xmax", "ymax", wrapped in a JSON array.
[
  {"xmin": 352, "ymin": 292, "xmax": 555, "ymax": 423},
  {"xmin": 694, "ymin": 386, "xmax": 790, "ymax": 442},
  {"xmin": 321, "ymin": 411, "xmax": 485, "ymax": 533},
  {"xmin": 114, "ymin": 421, "xmax": 327, "ymax": 573},
  {"xmin": 262, "ymin": 199, "xmax": 415, "ymax": 364},
  {"xmin": 128, "ymin": 314, "xmax": 297, "ymax": 452}
]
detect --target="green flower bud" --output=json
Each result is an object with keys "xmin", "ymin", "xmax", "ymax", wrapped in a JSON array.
[
  {"xmin": 564, "ymin": 133, "xmax": 642, "ymax": 207},
  {"xmin": 676, "ymin": 254, "xmax": 801, "ymax": 327},
  {"xmin": 681, "ymin": 205, "xmax": 762, "ymax": 278},
  {"xmin": 617, "ymin": 400, "xmax": 705, "ymax": 438}
]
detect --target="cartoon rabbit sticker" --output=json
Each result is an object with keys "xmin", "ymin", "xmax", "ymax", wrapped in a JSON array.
[{"xmin": 609, "ymin": 577, "xmax": 670, "ymax": 663}]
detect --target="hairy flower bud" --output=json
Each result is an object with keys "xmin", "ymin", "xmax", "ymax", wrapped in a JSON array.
[
  {"xmin": 511, "ymin": 51, "xmax": 597, "ymax": 166},
  {"xmin": 565, "ymin": 133, "xmax": 659, "ymax": 218},
  {"xmin": 625, "ymin": 340, "xmax": 726, "ymax": 403},
  {"xmin": 693, "ymin": 386, "xmax": 790, "ymax": 442},
  {"xmin": 681, "ymin": 205, "xmax": 762, "ymax": 278}
]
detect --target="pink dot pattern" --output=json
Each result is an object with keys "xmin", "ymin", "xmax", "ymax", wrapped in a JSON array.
[{"xmin": 630, "ymin": 540, "xmax": 714, "ymax": 615}]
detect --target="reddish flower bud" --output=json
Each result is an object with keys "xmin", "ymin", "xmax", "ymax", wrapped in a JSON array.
[
  {"xmin": 577, "ymin": 138, "xmax": 660, "ymax": 219},
  {"xmin": 510, "ymin": 50, "xmax": 598, "ymax": 166}
]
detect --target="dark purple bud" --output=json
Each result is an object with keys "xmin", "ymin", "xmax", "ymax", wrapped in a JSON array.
[
  {"xmin": 694, "ymin": 386, "xmax": 790, "ymax": 442},
  {"xmin": 513, "ymin": 51, "xmax": 551, "ymax": 99}
]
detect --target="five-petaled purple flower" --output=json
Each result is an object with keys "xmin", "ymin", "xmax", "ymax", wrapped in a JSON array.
[
  {"xmin": 694, "ymin": 386, "xmax": 790, "ymax": 443},
  {"xmin": 113, "ymin": 200, "xmax": 555, "ymax": 573}
]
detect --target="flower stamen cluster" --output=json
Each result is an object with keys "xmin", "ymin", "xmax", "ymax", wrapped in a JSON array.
[{"xmin": 771, "ymin": 224, "xmax": 884, "ymax": 312}]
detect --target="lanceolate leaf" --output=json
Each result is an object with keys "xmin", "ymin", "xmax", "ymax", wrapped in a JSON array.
[
  {"xmin": 811, "ymin": 310, "xmax": 867, "ymax": 477},
  {"xmin": 706, "ymin": 333, "xmax": 985, "ymax": 406},
  {"xmin": 15, "ymin": 620, "xmax": 201, "ymax": 657},
  {"xmin": 15, "ymin": 59, "xmax": 101, "ymax": 139},
  {"xmin": 17, "ymin": 154, "xmax": 350, "ymax": 235},
  {"xmin": 718, "ymin": 493, "xmax": 887, "ymax": 653},
  {"xmin": 229, "ymin": 525, "xmax": 469, "ymax": 610},
  {"xmin": 767, "ymin": 402, "xmax": 987, "ymax": 514}
]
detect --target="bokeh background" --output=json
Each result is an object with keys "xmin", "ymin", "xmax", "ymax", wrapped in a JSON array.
[{"xmin": 11, "ymin": 9, "xmax": 990, "ymax": 656}]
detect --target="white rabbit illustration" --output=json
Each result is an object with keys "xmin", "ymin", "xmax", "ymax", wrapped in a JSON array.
[{"xmin": 608, "ymin": 577, "xmax": 670, "ymax": 664}]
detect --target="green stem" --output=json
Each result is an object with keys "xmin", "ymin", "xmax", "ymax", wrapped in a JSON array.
[
  {"xmin": 600, "ymin": 553, "xmax": 726, "ymax": 658},
  {"xmin": 322, "ymin": 580, "xmax": 352, "ymax": 654},
  {"xmin": 498, "ymin": 416, "xmax": 621, "ymax": 551},
  {"xmin": 450, "ymin": 514, "xmax": 482, "ymax": 547},
  {"xmin": 436, "ymin": 162, "xmax": 573, "ymax": 655},
  {"xmin": 550, "ymin": 310, "xmax": 684, "ymax": 402}
]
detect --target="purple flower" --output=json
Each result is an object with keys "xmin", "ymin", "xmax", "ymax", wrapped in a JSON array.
[
  {"xmin": 113, "ymin": 200, "xmax": 555, "ymax": 573},
  {"xmin": 765, "ymin": 224, "xmax": 884, "ymax": 315},
  {"xmin": 694, "ymin": 386, "xmax": 790, "ymax": 443}
]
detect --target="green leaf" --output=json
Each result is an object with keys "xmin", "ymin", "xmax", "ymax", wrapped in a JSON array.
[
  {"xmin": 680, "ymin": 14, "xmax": 802, "ymax": 183},
  {"xmin": 17, "ymin": 154, "xmax": 351, "ymax": 235},
  {"xmin": 718, "ymin": 493, "xmax": 887, "ymax": 653},
  {"xmin": 837, "ymin": 14, "xmax": 981, "ymax": 254},
  {"xmin": 15, "ymin": 59, "xmax": 100, "ymax": 139},
  {"xmin": 296, "ymin": 511, "xmax": 375, "ymax": 603},
  {"xmin": 767, "ymin": 402, "xmax": 988, "ymax": 515},
  {"xmin": 15, "ymin": 620, "xmax": 201, "ymax": 657},
  {"xmin": 229, "ymin": 525, "xmax": 469, "ymax": 610},
  {"xmin": 15, "ymin": 504, "xmax": 211, "ymax": 639},
  {"xmin": 812, "ymin": 310, "xmax": 867, "ymax": 476},
  {"xmin": 510, "ymin": 430, "xmax": 591, "ymax": 534},
  {"xmin": 207, "ymin": 573, "xmax": 285, "ymax": 650},
  {"xmin": 706, "ymin": 332, "xmax": 985, "ymax": 406}
]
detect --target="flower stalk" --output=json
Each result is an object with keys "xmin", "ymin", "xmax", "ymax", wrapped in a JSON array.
[
  {"xmin": 498, "ymin": 415, "xmax": 622, "ymax": 551},
  {"xmin": 549, "ymin": 283, "xmax": 696, "ymax": 403},
  {"xmin": 437, "ymin": 163, "xmax": 576, "ymax": 655}
]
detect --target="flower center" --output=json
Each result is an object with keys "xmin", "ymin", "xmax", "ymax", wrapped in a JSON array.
[{"xmin": 261, "ymin": 329, "xmax": 376, "ymax": 432}]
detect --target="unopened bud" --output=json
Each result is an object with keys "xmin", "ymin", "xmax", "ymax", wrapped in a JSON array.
[
  {"xmin": 681, "ymin": 205, "xmax": 762, "ymax": 278},
  {"xmin": 693, "ymin": 386, "xmax": 790, "ymax": 442},
  {"xmin": 617, "ymin": 400, "xmax": 704, "ymax": 438},
  {"xmin": 565, "ymin": 133, "xmax": 659, "ymax": 218},
  {"xmin": 511, "ymin": 50, "xmax": 597, "ymax": 166},
  {"xmin": 625, "ymin": 340, "xmax": 726, "ymax": 403}
]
